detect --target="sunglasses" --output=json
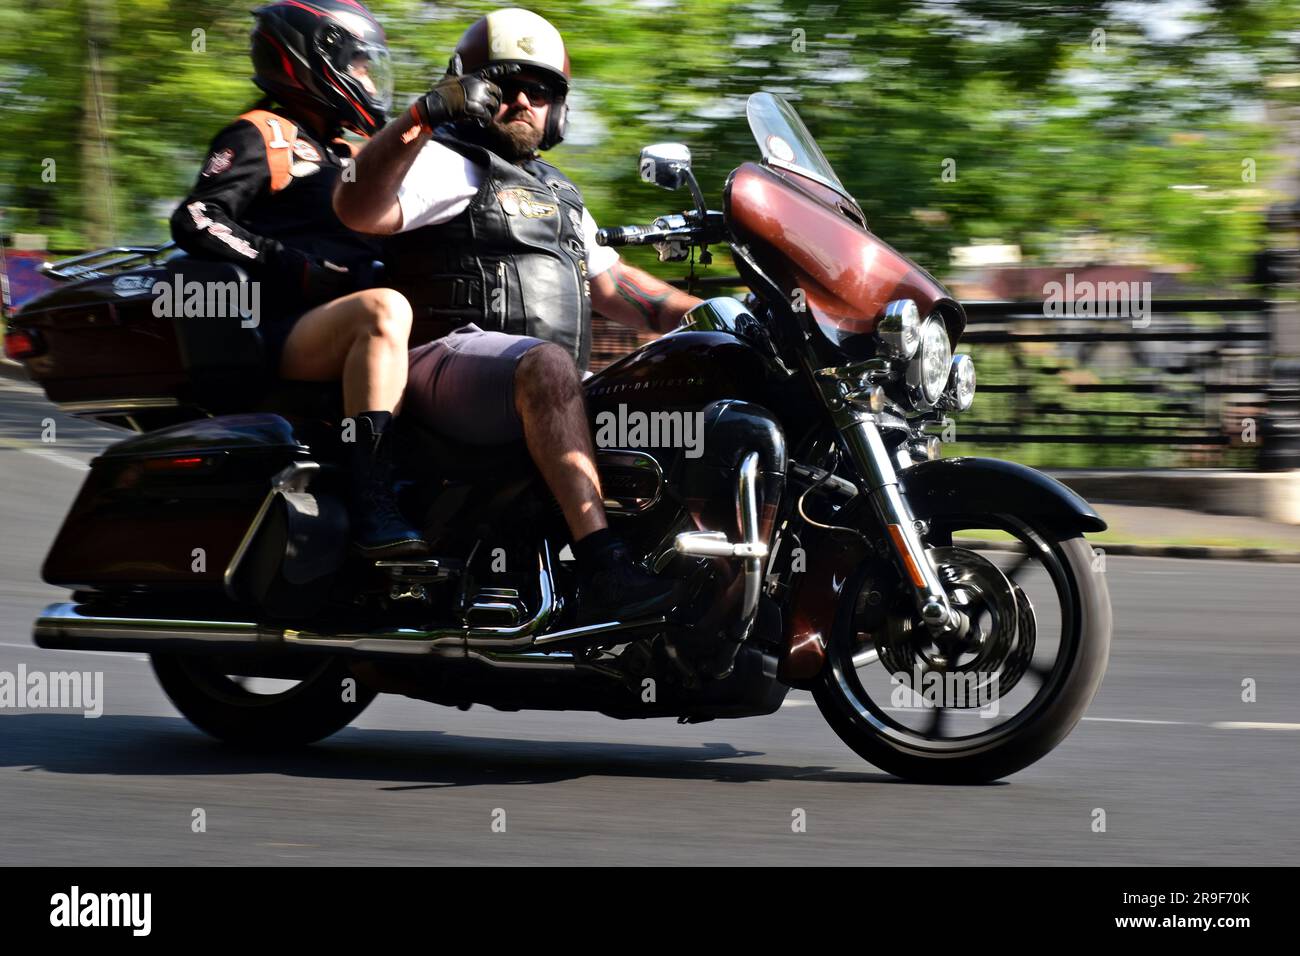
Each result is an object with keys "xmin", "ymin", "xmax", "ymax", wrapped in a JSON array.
[{"xmin": 498, "ymin": 78, "xmax": 556, "ymax": 106}]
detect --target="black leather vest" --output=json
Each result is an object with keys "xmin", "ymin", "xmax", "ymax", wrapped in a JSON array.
[{"xmin": 385, "ymin": 132, "xmax": 592, "ymax": 369}]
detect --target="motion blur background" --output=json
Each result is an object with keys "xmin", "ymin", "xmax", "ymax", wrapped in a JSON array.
[
  {"xmin": 3, "ymin": 0, "xmax": 1300, "ymax": 473},
  {"xmin": 2, "ymin": 5, "xmax": 1300, "ymax": 866}
]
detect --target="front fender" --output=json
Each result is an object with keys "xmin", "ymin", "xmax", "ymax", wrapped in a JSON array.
[{"xmin": 899, "ymin": 457, "xmax": 1106, "ymax": 534}]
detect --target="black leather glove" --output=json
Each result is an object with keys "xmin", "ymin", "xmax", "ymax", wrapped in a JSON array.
[{"xmin": 414, "ymin": 63, "xmax": 520, "ymax": 129}]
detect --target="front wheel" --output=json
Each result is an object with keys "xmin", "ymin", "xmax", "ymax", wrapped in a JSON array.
[
  {"xmin": 151, "ymin": 654, "xmax": 377, "ymax": 747},
  {"xmin": 813, "ymin": 517, "xmax": 1110, "ymax": 783}
]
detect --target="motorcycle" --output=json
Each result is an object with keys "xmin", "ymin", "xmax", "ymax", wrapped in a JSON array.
[{"xmin": 6, "ymin": 92, "xmax": 1110, "ymax": 783}]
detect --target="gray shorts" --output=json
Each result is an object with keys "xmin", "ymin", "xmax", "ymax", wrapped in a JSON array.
[{"xmin": 405, "ymin": 325, "xmax": 547, "ymax": 444}]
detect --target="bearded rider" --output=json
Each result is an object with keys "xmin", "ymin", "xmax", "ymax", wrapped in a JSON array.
[{"xmin": 335, "ymin": 8, "xmax": 702, "ymax": 623}]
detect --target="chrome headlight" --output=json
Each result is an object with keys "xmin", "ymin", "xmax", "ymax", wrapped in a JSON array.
[
  {"xmin": 906, "ymin": 314, "xmax": 952, "ymax": 408},
  {"xmin": 876, "ymin": 299, "xmax": 921, "ymax": 360},
  {"xmin": 943, "ymin": 354, "xmax": 976, "ymax": 411}
]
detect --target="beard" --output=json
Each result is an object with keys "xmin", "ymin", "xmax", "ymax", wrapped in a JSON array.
[{"xmin": 481, "ymin": 109, "xmax": 545, "ymax": 162}]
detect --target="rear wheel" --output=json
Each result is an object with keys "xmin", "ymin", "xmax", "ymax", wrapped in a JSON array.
[
  {"xmin": 151, "ymin": 654, "xmax": 376, "ymax": 747},
  {"xmin": 813, "ymin": 516, "xmax": 1110, "ymax": 783}
]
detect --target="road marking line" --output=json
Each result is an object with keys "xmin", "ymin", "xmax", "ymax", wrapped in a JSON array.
[
  {"xmin": 0, "ymin": 437, "xmax": 88, "ymax": 471},
  {"xmin": 0, "ymin": 640, "xmax": 148, "ymax": 662},
  {"xmin": 21, "ymin": 447, "xmax": 87, "ymax": 471},
  {"xmin": 0, "ymin": 379, "xmax": 43, "ymax": 395},
  {"xmin": 778, "ymin": 704, "xmax": 1293, "ymax": 733},
  {"xmin": 1210, "ymin": 721, "xmax": 1300, "ymax": 731}
]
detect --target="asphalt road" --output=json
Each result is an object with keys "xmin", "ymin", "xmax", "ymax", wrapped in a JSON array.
[{"xmin": 0, "ymin": 375, "xmax": 1297, "ymax": 866}]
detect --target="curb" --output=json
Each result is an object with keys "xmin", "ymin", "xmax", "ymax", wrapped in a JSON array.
[{"xmin": 954, "ymin": 537, "xmax": 1300, "ymax": 564}]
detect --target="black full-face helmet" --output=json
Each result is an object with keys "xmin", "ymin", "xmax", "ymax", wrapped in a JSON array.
[{"xmin": 250, "ymin": 0, "xmax": 393, "ymax": 136}]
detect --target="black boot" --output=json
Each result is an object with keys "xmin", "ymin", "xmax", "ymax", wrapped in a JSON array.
[
  {"xmin": 573, "ymin": 529, "xmax": 682, "ymax": 625},
  {"xmin": 346, "ymin": 412, "xmax": 428, "ymax": 559}
]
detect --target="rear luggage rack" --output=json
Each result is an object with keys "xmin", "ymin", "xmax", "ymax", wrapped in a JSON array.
[{"xmin": 41, "ymin": 242, "xmax": 176, "ymax": 282}]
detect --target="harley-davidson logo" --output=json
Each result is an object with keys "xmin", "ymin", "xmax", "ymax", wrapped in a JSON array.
[{"xmin": 497, "ymin": 187, "xmax": 557, "ymax": 219}]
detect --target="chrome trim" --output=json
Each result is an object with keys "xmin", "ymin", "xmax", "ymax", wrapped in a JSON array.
[
  {"xmin": 35, "ymin": 602, "xmax": 263, "ymax": 648},
  {"xmin": 597, "ymin": 448, "xmax": 665, "ymax": 514},
  {"xmin": 33, "ymin": 542, "xmax": 675, "ymax": 662},
  {"xmin": 279, "ymin": 539, "xmax": 562, "ymax": 654},
  {"xmin": 940, "ymin": 354, "xmax": 976, "ymax": 412},
  {"xmin": 734, "ymin": 451, "xmax": 765, "ymax": 643},
  {"xmin": 222, "ymin": 462, "xmax": 320, "ymax": 599},
  {"xmin": 639, "ymin": 143, "xmax": 693, "ymax": 191},
  {"xmin": 531, "ymin": 615, "xmax": 669, "ymax": 648},
  {"xmin": 820, "ymin": 388, "xmax": 957, "ymax": 633},
  {"xmin": 674, "ymin": 531, "xmax": 768, "ymax": 559},
  {"xmin": 58, "ymin": 397, "xmax": 181, "ymax": 416},
  {"xmin": 904, "ymin": 314, "xmax": 952, "ymax": 411},
  {"xmin": 670, "ymin": 450, "xmax": 768, "ymax": 646},
  {"xmin": 851, "ymin": 647, "xmax": 880, "ymax": 668},
  {"xmin": 34, "ymin": 602, "xmax": 594, "ymax": 675},
  {"xmin": 40, "ymin": 242, "xmax": 175, "ymax": 281},
  {"xmin": 877, "ymin": 299, "xmax": 920, "ymax": 360},
  {"xmin": 464, "ymin": 602, "xmax": 521, "ymax": 626},
  {"xmin": 679, "ymin": 296, "xmax": 754, "ymax": 335}
]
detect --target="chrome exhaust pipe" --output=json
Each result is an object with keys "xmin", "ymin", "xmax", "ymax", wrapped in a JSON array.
[
  {"xmin": 35, "ymin": 602, "xmax": 271, "ymax": 653},
  {"xmin": 33, "ymin": 541, "xmax": 666, "ymax": 662}
]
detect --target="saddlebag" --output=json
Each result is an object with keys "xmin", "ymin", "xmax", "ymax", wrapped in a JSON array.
[{"xmin": 41, "ymin": 414, "xmax": 322, "ymax": 601}]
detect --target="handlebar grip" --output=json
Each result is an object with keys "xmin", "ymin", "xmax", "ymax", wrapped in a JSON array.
[{"xmin": 595, "ymin": 225, "xmax": 653, "ymax": 247}]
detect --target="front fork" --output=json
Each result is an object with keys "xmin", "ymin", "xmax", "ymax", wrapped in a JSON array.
[{"xmin": 831, "ymin": 412, "xmax": 959, "ymax": 635}]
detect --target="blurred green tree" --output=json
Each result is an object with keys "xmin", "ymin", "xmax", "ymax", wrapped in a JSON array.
[{"xmin": 0, "ymin": 0, "xmax": 1295, "ymax": 285}]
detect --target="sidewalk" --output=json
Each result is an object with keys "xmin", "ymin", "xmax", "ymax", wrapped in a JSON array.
[
  {"xmin": 956, "ymin": 501, "xmax": 1300, "ymax": 562},
  {"xmin": 1074, "ymin": 502, "xmax": 1300, "ymax": 561},
  {"xmin": 956, "ymin": 504, "xmax": 1300, "ymax": 564}
]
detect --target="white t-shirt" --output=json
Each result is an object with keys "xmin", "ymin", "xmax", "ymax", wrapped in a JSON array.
[{"xmin": 396, "ymin": 140, "xmax": 620, "ymax": 277}]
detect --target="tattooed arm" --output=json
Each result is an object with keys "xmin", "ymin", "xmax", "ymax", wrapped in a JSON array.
[{"xmin": 590, "ymin": 260, "xmax": 703, "ymax": 334}]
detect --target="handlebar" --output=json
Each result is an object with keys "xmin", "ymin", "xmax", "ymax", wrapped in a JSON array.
[
  {"xmin": 595, "ymin": 224, "xmax": 666, "ymax": 247},
  {"xmin": 595, "ymin": 210, "xmax": 726, "ymax": 248}
]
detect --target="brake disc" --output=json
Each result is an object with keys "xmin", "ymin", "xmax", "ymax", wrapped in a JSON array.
[{"xmin": 873, "ymin": 547, "xmax": 1032, "ymax": 707}]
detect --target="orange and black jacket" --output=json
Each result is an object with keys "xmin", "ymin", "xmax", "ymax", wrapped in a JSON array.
[{"xmin": 170, "ymin": 107, "xmax": 380, "ymax": 310}]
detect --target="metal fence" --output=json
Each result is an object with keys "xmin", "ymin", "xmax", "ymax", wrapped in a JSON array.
[
  {"xmin": 951, "ymin": 298, "xmax": 1276, "ymax": 469},
  {"xmin": 648, "ymin": 274, "xmax": 1300, "ymax": 471}
]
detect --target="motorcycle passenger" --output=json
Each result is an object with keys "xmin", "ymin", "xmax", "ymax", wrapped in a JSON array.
[
  {"xmin": 170, "ymin": 0, "xmax": 427, "ymax": 558},
  {"xmin": 336, "ymin": 8, "xmax": 704, "ymax": 623}
]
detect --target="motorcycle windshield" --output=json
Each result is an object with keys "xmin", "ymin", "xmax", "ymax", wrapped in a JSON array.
[{"xmin": 746, "ymin": 92, "xmax": 848, "ymax": 200}]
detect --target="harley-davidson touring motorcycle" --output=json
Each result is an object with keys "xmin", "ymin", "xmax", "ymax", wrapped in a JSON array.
[{"xmin": 6, "ymin": 93, "xmax": 1110, "ymax": 782}]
